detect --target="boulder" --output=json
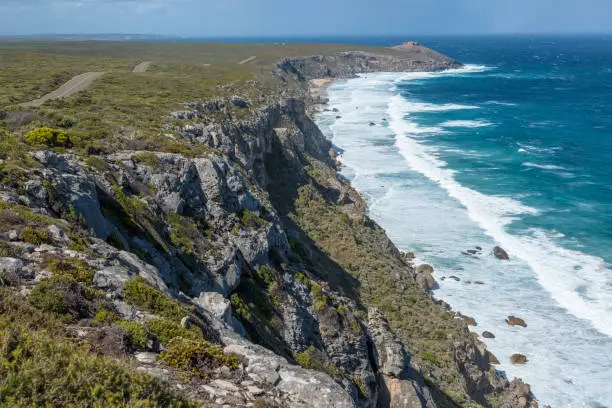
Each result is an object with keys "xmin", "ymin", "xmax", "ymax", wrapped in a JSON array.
[
  {"xmin": 499, "ymin": 379, "xmax": 534, "ymax": 408},
  {"xmin": 482, "ymin": 331, "xmax": 495, "ymax": 339},
  {"xmin": 230, "ymin": 95, "xmax": 249, "ymax": 108},
  {"xmin": 369, "ymin": 122, "xmax": 376, "ymax": 126},
  {"xmin": 488, "ymin": 352, "xmax": 500, "ymax": 365},
  {"xmin": 510, "ymin": 354, "xmax": 528, "ymax": 365},
  {"xmin": 505, "ymin": 316, "xmax": 527, "ymax": 327},
  {"xmin": 0, "ymin": 257, "xmax": 24, "ymax": 275},
  {"xmin": 493, "ymin": 246, "xmax": 510, "ymax": 260},
  {"xmin": 415, "ymin": 273, "xmax": 436, "ymax": 291},
  {"xmin": 462, "ymin": 316, "xmax": 477, "ymax": 326}
]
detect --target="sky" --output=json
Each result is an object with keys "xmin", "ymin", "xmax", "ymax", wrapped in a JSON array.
[{"xmin": 1, "ymin": 0, "xmax": 611, "ymax": 37}]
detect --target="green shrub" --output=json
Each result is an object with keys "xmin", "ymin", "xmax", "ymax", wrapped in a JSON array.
[
  {"xmin": 112, "ymin": 185, "xmax": 149, "ymax": 225},
  {"xmin": 166, "ymin": 213, "xmax": 210, "ymax": 255},
  {"xmin": 47, "ymin": 257, "xmax": 95, "ymax": 285},
  {"xmin": 132, "ymin": 152, "xmax": 161, "ymax": 168},
  {"xmin": 351, "ymin": 376, "xmax": 369, "ymax": 398},
  {"xmin": 24, "ymin": 127, "xmax": 71, "ymax": 148},
  {"xmin": 0, "ymin": 321, "xmax": 194, "ymax": 407},
  {"xmin": 310, "ymin": 283, "xmax": 330, "ymax": 312},
  {"xmin": 20, "ymin": 226, "xmax": 50, "ymax": 245},
  {"xmin": 295, "ymin": 272, "xmax": 311, "ymax": 287},
  {"xmin": 123, "ymin": 277, "xmax": 186, "ymax": 320},
  {"xmin": 239, "ymin": 209, "xmax": 265, "ymax": 229},
  {"xmin": 117, "ymin": 321, "xmax": 149, "ymax": 349},
  {"xmin": 29, "ymin": 276, "xmax": 98, "ymax": 320},
  {"xmin": 145, "ymin": 317, "xmax": 199, "ymax": 346},
  {"xmin": 85, "ymin": 156, "xmax": 107, "ymax": 172},
  {"xmin": 422, "ymin": 351, "xmax": 440, "ymax": 366},
  {"xmin": 158, "ymin": 337, "xmax": 239, "ymax": 378},
  {"xmin": 293, "ymin": 346, "xmax": 338, "ymax": 377},
  {"xmin": 230, "ymin": 293, "xmax": 251, "ymax": 321},
  {"xmin": 93, "ymin": 309, "xmax": 119, "ymax": 325}
]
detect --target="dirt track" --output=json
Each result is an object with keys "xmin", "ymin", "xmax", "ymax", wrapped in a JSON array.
[
  {"xmin": 132, "ymin": 61, "xmax": 153, "ymax": 73},
  {"xmin": 238, "ymin": 56, "xmax": 257, "ymax": 65},
  {"xmin": 22, "ymin": 72, "xmax": 105, "ymax": 107}
]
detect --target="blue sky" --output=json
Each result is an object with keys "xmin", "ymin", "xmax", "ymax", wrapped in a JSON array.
[{"xmin": 1, "ymin": 0, "xmax": 611, "ymax": 36}]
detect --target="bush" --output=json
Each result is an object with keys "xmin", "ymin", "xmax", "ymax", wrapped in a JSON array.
[
  {"xmin": 158, "ymin": 337, "xmax": 239, "ymax": 378},
  {"xmin": 29, "ymin": 276, "xmax": 98, "ymax": 320},
  {"xmin": 145, "ymin": 317, "xmax": 199, "ymax": 346},
  {"xmin": 112, "ymin": 185, "xmax": 150, "ymax": 225},
  {"xmin": 93, "ymin": 309, "xmax": 119, "ymax": 325},
  {"xmin": 20, "ymin": 226, "xmax": 51, "ymax": 245},
  {"xmin": 293, "ymin": 346, "xmax": 338, "ymax": 377},
  {"xmin": 239, "ymin": 209, "xmax": 265, "ymax": 229},
  {"xmin": 47, "ymin": 257, "xmax": 95, "ymax": 285},
  {"xmin": 24, "ymin": 127, "xmax": 71, "ymax": 148},
  {"xmin": 117, "ymin": 320, "xmax": 149, "ymax": 349},
  {"xmin": 230, "ymin": 293, "xmax": 251, "ymax": 321},
  {"xmin": 123, "ymin": 277, "xmax": 186, "ymax": 320},
  {"xmin": 0, "ymin": 322, "xmax": 194, "ymax": 407},
  {"xmin": 132, "ymin": 152, "xmax": 161, "ymax": 168}
]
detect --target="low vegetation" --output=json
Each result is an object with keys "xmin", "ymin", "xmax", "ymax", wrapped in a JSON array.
[
  {"xmin": 158, "ymin": 337, "xmax": 239, "ymax": 378},
  {"xmin": 0, "ymin": 290, "xmax": 195, "ymax": 407},
  {"xmin": 123, "ymin": 276, "xmax": 187, "ymax": 320}
]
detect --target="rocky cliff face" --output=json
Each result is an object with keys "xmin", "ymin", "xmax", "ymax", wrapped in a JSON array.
[
  {"xmin": 278, "ymin": 48, "xmax": 462, "ymax": 81},
  {"xmin": 0, "ymin": 47, "xmax": 536, "ymax": 408}
]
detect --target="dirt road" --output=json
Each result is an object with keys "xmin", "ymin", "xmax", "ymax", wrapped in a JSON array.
[
  {"xmin": 238, "ymin": 56, "xmax": 257, "ymax": 65},
  {"xmin": 132, "ymin": 61, "xmax": 153, "ymax": 73},
  {"xmin": 22, "ymin": 72, "xmax": 105, "ymax": 107}
]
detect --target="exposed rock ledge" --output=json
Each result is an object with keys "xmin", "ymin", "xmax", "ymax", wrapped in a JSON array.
[{"xmin": 278, "ymin": 46, "xmax": 462, "ymax": 82}]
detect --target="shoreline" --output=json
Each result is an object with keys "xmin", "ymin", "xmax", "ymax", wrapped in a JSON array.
[{"xmin": 307, "ymin": 74, "xmax": 543, "ymax": 405}]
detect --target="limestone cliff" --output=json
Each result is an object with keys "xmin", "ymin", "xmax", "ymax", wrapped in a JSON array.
[{"xmin": 0, "ymin": 45, "xmax": 536, "ymax": 408}]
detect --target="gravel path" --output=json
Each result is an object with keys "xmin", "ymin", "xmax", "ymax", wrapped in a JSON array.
[
  {"xmin": 132, "ymin": 61, "xmax": 153, "ymax": 73},
  {"xmin": 238, "ymin": 56, "xmax": 257, "ymax": 65},
  {"xmin": 22, "ymin": 72, "xmax": 105, "ymax": 107}
]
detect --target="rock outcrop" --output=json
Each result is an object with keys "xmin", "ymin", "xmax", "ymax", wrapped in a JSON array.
[
  {"xmin": 278, "ymin": 48, "xmax": 461, "ymax": 82},
  {"xmin": 493, "ymin": 246, "xmax": 510, "ymax": 260}
]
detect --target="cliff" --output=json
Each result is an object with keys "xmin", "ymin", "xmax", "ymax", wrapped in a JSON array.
[
  {"xmin": 0, "ymin": 44, "xmax": 535, "ymax": 408},
  {"xmin": 278, "ymin": 47, "xmax": 461, "ymax": 81}
]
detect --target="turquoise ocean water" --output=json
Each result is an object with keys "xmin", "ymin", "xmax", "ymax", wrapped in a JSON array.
[{"xmin": 315, "ymin": 36, "xmax": 612, "ymax": 407}]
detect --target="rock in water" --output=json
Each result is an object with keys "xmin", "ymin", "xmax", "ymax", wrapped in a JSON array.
[
  {"xmin": 482, "ymin": 331, "xmax": 495, "ymax": 339},
  {"xmin": 510, "ymin": 354, "xmax": 528, "ymax": 364},
  {"xmin": 505, "ymin": 316, "xmax": 527, "ymax": 327},
  {"xmin": 493, "ymin": 246, "xmax": 510, "ymax": 260}
]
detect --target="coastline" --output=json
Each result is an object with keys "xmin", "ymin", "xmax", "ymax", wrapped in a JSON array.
[{"xmin": 306, "ymin": 73, "xmax": 542, "ymax": 406}]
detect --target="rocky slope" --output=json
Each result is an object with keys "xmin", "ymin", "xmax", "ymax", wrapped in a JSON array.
[{"xmin": 0, "ymin": 46, "xmax": 537, "ymax": 408}]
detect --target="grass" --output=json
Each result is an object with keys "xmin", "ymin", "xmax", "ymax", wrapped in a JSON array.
[{"xmin": 0, "ymin": 40, "xmax": 407, "ymax": 158}]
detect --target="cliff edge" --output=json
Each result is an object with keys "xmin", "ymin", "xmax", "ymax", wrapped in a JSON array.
[{"xmin": 0, "ymin": 42, "xmax": 536, "ymax": 408}]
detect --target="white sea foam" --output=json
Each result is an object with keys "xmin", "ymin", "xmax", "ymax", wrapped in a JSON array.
[
  {"xmin": 389, "ymin": 94, "xmax": 612, "ymax": 338},
  {"xmin": 522, "ymin": 162, "xmax": 569, "ymax": 171},
  {"xmin": 318, "ymin": 69, "xmax": 612, "ymax": 408},
  {"xmin": 440, "ymin": 120, "xmax": 492, "ymax": 128},
  {"xmin": 484, "ymin": 100, "xmax": 517, "ymax": 106},
  {"xmin": 517, "ymin": 143, "xmax": 562, "ymax": 154}
]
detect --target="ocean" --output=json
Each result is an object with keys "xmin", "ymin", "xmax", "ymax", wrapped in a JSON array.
[{"xmin": 314, "ymin": 36, "xmax": 612, "ymax": 408}]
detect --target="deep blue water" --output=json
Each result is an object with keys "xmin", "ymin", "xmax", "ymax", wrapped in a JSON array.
[{"xmin": 315, "ymin": 36, "xmax": 612, "ymax": 407}]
